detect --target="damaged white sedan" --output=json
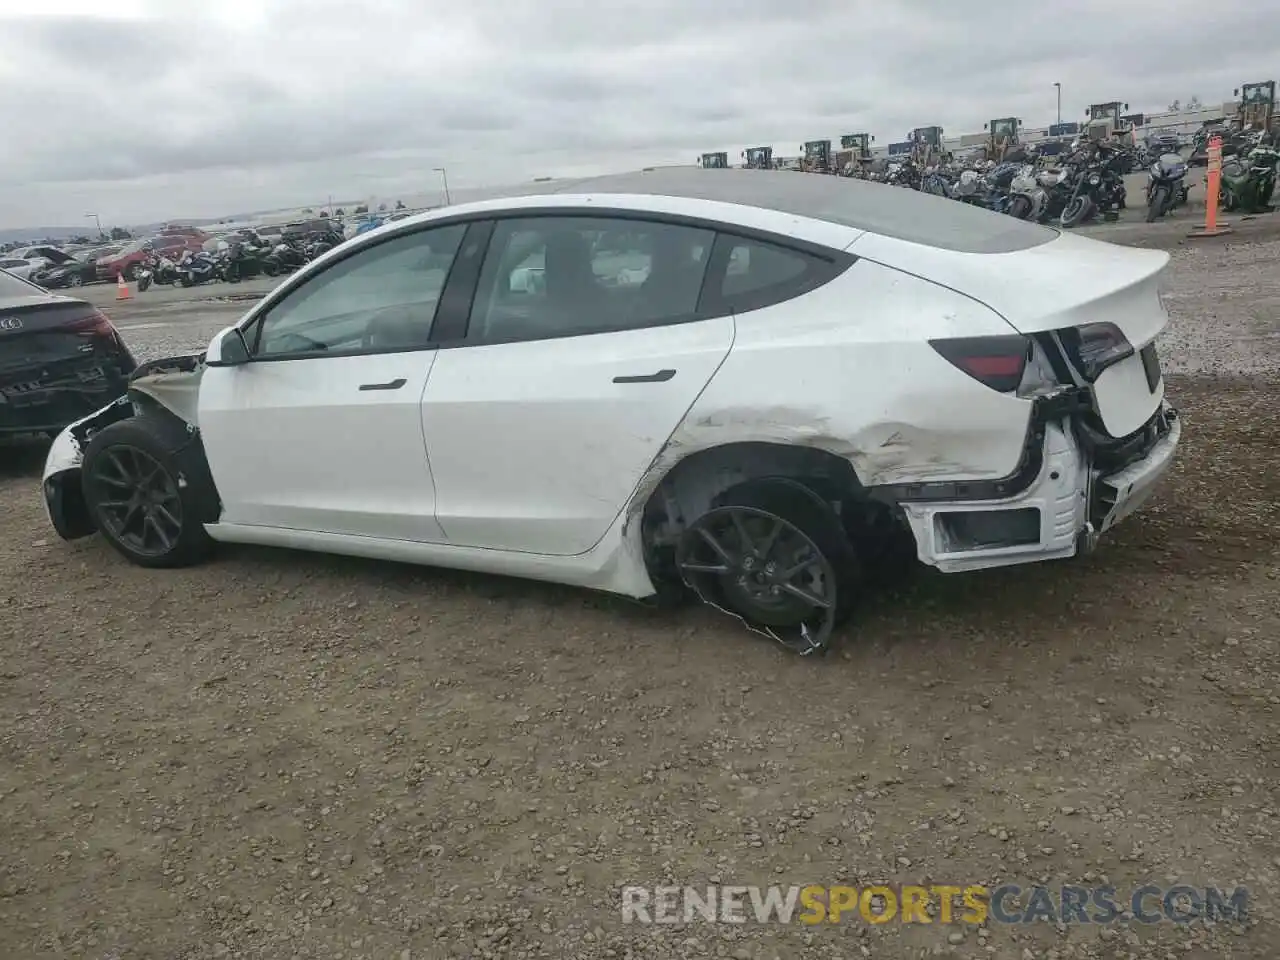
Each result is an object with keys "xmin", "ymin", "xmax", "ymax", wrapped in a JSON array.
[{"xmin": 42, "ymin": 168, "xmax": 1180, "ymax": 655}]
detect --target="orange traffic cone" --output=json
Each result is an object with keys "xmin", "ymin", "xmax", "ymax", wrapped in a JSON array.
[
  {"xmin": 1188, "ymin": 135, "xmax": 1232, "ymax": 238},
  {"xmin": 116, "ymin": 273, "xmax": 131, "ymax": 300}
]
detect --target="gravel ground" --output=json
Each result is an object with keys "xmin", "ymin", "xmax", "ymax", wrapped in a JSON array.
[{"xmin": 2, "ymin": 216, "xmax": 1279, "ymax": 960}]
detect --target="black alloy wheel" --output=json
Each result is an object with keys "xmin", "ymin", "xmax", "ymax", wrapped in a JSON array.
[
  {"xmin": 87, "ymin": 445, "xmax": 185, "ymax": 559},
  {"xmin": 677, "ymin": 500, "xmax": 847, "ymax": 655}
]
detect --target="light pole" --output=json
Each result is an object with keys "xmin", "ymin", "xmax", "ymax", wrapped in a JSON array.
[
  {"xmin": 1054, "ymin": 83, "xmax": 1062, "ymax": 126},
  {"xmin": 86, "ymin": 213, "xmax": 103, "ymax": 237},
  {"xmin": 434, "ymin": 167, "xmax": 451, "ymax": 206}
]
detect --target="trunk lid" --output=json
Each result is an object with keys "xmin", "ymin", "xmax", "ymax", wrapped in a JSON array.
[{"xmin": 850, "ymin": 229, "xmax": 1171, "ymax": 438}]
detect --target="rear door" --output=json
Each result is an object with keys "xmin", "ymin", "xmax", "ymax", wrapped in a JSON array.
[{"xmin": 420, "ymin": 214, "xmax": 733, "ymax": 556}]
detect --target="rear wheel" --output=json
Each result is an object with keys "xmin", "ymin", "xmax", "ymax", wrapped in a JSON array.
[
  {"xmin": 676, "ymin": 482, "xmax": 860, "ymax": 656},
  {"xmin": 67, "ymin": 273, "xmax": 83, "ymax": 287},
  {"xmin": 82, "ymin": 415, "xmax": 215, "ymax": 568}
]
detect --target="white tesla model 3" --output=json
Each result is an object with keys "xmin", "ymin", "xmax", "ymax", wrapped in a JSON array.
[{"xmin": 41, "ymin": 168, "xmax": 1180, "ymax": 655}]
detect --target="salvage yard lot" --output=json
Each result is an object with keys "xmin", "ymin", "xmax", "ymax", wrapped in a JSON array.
[{"xmin": 2, "ymin": 220, "xmax": 1279, "ymax": 960}]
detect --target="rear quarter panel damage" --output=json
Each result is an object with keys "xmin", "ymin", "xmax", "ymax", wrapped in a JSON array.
[{"xmin": 639, "ymin": 258, "xmax": 1036, "ymax": 497}]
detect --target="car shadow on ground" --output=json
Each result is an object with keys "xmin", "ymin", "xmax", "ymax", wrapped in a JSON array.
[
  {"xmin": 192, "ymin": 506, "xmax": 1234, "ymax": 662},
  {"xmin": 0, "ymin": 437, "xmax": 51, "ymax": 479}
]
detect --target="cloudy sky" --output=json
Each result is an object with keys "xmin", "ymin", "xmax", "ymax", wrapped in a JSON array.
[{"xmin": 1, "ymin": 0, "xmax": 1275, "ymax": 229}]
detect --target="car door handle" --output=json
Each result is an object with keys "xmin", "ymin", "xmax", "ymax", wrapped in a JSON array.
[
  {"xmin": 613, "ymin": 369, "xmax": 676, "ymax": 384},
  {"xmin": 359, "ymin": 378, "xmax": 407, "ymax": 391}
]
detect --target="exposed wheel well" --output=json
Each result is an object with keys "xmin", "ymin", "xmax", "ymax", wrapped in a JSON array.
[{"xmin": 638, "ymin": 441, "xmax": 914, "ymax": 589}]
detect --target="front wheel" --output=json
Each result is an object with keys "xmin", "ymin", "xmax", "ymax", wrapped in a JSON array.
[
  {"xmin": 1060, "ymin": 195, "xmax": 1095, "ymax": 228},
  {"xmin": 1007, "ymin": 194, "xmax": 1033, "ymax": 220},
  {"xmin": 1146, "ymin": 186, "xmax": 1169, "ymax": 222},
  {"xmin": 138, "ymin": 274, "xmax": 153, "ymax": 292},
  {"xmin": 81, "ymin": 415, "xmax": 216, "ymax": 568}
]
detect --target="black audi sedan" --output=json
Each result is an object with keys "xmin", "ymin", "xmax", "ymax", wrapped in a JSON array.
[{"xmin": 0, "ymin": 268, "xmax": 136, "ymax": 437}]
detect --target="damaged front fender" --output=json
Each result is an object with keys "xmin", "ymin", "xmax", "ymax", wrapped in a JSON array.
[{"xmin": 41, "ymin": 353, "xmax": 207, "ymax": 541}]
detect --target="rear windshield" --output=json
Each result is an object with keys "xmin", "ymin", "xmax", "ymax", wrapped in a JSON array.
[
  {"xmin": 558, "ymin": 169, "xmax": 1060, "ymax": 255},
  {"xmin": 0, "ymin": 270, "xmax": 39, "ymax": 298}
]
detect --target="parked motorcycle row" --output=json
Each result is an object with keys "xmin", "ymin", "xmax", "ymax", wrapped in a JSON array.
[
  {"xmin": 862, "ymin": 127, "xmax": 1279, "ymax": 228},
  {"xmin": 866, "ymin": 139, "xmax": 1196, "ymax": 228},
  {"xmin": 135, "ymin": 227, "xmax": 346, "ymax": 292}
]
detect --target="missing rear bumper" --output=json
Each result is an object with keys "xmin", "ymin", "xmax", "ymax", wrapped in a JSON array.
[{"xmin": 900, "ymin": 402, "xmax": 1179, "ymax": 573}]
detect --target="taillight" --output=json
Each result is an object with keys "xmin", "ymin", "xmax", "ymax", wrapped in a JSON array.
[
  {"xmin": 928, "ymin": 335, "xmax": 1030, "ymax": 393},
  {"xmin": 1058, "ymin": 322, "xmax": 1133, "ymax": 381},
  {"xmin": 60, "ymin": 309, "xmax": 116, "ymax": 339}
]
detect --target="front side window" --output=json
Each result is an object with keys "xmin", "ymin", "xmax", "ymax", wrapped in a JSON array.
[
  {"xmin": 251, "ymin": 224, "xmax": 466, "ymax": 358},
  {"xmin": 467, "ymin": 216, "xmax": 713, "ymax": 344}
]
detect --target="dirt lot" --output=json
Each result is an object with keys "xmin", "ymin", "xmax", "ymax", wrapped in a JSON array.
[{"xmin": 2, "ymin": 216, "xmax": 1279, "ymax": 960}]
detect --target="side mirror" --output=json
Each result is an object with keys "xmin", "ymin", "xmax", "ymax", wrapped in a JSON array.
[{"xmin": 205, "ymin": 325, "xmax": 251, "ymax": 367}]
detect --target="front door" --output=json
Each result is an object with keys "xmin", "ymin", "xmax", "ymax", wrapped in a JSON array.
[
  {"xmin": 198, "ymin": 221, "xmax": 472, "ymax": 541},
  {"xmin": 421, "ymin": 214, "xmax": 733, "ymax": 556}
]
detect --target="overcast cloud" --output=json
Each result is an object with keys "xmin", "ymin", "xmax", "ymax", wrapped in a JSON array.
[{"xmin": 1, "ymin": 0, "xmax": 1275, "ymax": 228}]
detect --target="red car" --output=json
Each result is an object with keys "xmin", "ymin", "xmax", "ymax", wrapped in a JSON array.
[{"xmin": 96, "ymin": 230, "xmax": 208, "ymax": 281}]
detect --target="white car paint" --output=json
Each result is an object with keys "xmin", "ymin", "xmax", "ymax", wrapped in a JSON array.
[
  {"xmin": 420, "ymin": 314, "xmax": 735, "ymax": 555},
  {"xmin": 45, "ymin": 169, "xmax": 1181, "ymax": 624}
]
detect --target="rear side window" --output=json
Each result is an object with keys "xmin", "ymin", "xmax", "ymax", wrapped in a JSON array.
[{"xmin": 713, "ymin": 235, "xmax": 841, "ymax": 313}]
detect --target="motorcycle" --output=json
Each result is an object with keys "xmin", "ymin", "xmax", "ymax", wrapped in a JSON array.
[
  {"xmin": 1219, "ymin": 144, "xmax": 1279, "ymax": 214},
  {"xmin": 176, "ymin": 250, "xmax": 221, "ymax": 287},
  {"xmin": 920, "ymin": 169, "xmax": 953, "ymax": 197},
  {"xmin": 220, "ymin": 241, "xmax": 267, "ymax": 282},
  {"xmin": 262, "ymin": 239, "xmax": 307, "ymax": 276},
  {"xmin": 981, "ymin": 161, "xmax": 1023, "ymax": 214},
  {"xmin": 1145, "ymin": 153, "xmax": 1191, "ymax": 222},
  {"xmin": 1059, "ymin": 142, "xmax": 1126, "ymax": 227},
  {"xmin": 1008, "ymin": 165, "xmax": 1049, "ymax": 221}
]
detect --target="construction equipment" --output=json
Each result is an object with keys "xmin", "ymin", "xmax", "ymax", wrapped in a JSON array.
[
  {"xmin": 743, "ymin": 146, "xmax": 774, "ymax": 169},
  {"xmin": 699, "ymin": 153, "xmax": 729, "ymax": 169},
  {"xmin": 1084, "ymin": 102, "xmax": 1131, "ymax": 143},
  {"xmin": 1234, "ymin": 81, "xmax": 1277, "ymax": 136},
  {"xmin": 909, "ymin": 127, "xmax": 944, "ymax": 167},
  {"xmin": 800, "ymin": 140, "xmax": 832, "ymax": 173},
  {"xmin": 835, "ymin": 135, "xmax": 874, "ymax": 176},
  {"xmin": 983, "ymin": 118, "xmax": 1020, "ymax": 161},
  {"xmin": 840, "ymin": 134, "xmax": 874, "ymax": 160}
]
